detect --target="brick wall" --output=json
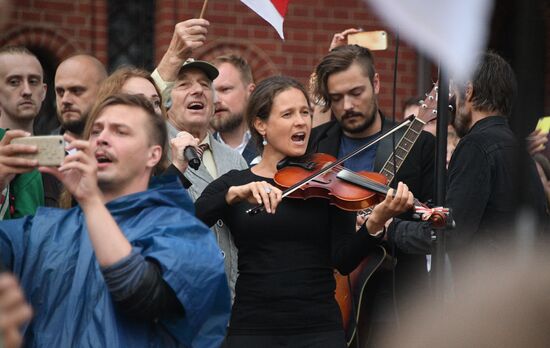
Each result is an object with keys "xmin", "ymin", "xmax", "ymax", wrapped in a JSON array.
[
  {"xmin": 0, "ymin": 0, "xmax": 107, "ymax": 63},
  {"xmin": 156, "ymin": 0, "xmax": 420, "ymax": 119},
  {"xmin": 1, "ymin": 0, "xmax": 549, "ymax": 119}
]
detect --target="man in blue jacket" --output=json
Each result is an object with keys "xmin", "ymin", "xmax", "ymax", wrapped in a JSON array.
[{"xmin": 0, "ymin": 93, "xmax": 231, "ymax": 347}]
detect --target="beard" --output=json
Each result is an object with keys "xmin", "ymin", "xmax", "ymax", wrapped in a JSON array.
[
  {"xmin": 61, "ymin": 117, "xmax": 86, "ymax": 135},
  {"xmin": 452, "ymin": 104, "xmax": 471, "ymax": 138},
  {"xmin": 58, "ymin": 108, "xmax": 88, "ymax": 136},
  {"xmin": 211, "ymin": 111, "xmax": 243, "ymax": 133},
  {"xmin": 339, "ymin": 102, "xmax": 378, "ymax": 135}
]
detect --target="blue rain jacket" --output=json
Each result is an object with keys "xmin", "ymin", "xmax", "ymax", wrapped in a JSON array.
[{"xmin": 0, "ymin": 176, "xmax": 230, "ymax": 347}]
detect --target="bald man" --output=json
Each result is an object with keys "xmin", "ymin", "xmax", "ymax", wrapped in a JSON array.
[
  {"xmin": 0, "ymin": 46, "xmax": 46, "ymax": 218},
  {"xmin": 54, "ymin": 54, "xmax": 107, "ymax": 137},
  {"xmin": 44, "ymin": 55, "xmax": 107, "ymax": 207}
]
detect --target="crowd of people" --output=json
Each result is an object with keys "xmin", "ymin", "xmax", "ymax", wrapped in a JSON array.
[{"xmin": 0, "ymin": 15, "xmax": 547, "ymax": 348}]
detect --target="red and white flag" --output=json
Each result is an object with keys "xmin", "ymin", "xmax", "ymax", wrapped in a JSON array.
[{"xmin": 240, "ymin": 0, "xmax": 289, "ymax": 40}]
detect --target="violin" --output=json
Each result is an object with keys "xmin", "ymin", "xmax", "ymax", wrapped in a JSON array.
[
  {"xmin": 275, "ymin": 153, "xmax": 448, "ymax": 228},
  {"xmin": 246, "ymin": 115, "xmax": 449, "ymax": 227},
  {"xmin": 272, "ymin": 153, "xmax": 389, "ymax": 211},
  {"xmin": 246, "ymin": 115, "xmax": 414, "ymax": 216}
]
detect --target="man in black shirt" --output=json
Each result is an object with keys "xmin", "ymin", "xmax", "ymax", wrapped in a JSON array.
[
  {"xmin": 388, "ymin": 52, "xmax": 548, "ymax": 281},
  {"xmin": 309, "ymin": 43, "xmax": 435, "ymax": 346}
]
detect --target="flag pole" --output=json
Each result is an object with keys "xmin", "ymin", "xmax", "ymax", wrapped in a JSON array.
[{"xmin": 199, "ymin": 0, "xmax": 209, "ymax": 19}]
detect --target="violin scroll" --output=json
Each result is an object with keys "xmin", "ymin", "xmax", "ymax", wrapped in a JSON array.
[{"xmin": 413, "ymin": 206, "xmax": 453, "ymax": 229}]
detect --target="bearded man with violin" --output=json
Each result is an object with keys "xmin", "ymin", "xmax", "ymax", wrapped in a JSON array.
[
  {"xmin": 310, "ymin": 43, "xmax": 436, "ymax": 346},
  {"xmin": 194, "ymin": 75, "xmax": 414, "ymax": 348}
]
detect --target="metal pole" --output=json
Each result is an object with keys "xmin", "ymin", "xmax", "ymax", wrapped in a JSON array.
[{"xmin": 432, "ymin": 69, "xmax": 449, "ymax": 304}]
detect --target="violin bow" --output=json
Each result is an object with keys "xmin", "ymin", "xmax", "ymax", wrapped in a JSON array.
[{"xmin": 246, "ymin": 115, "xmax": 415, "ymax": 216}]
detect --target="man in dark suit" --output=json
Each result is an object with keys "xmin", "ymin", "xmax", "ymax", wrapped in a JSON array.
[{"xmin": 309, "ymin": 43, "xmax": 435, "ymax": 347}]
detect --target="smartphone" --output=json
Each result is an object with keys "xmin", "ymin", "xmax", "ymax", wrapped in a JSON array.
[
  {"xmin": 347, "ymin": 30, "xmax": 388, "ymax": 51},
  {"xmin": 11, "ymin": 135, "xmax": 66, "ymax": 166},
  {"xmin": 536, "ymin": 116, "xmax": 550, "ymax": 133}
]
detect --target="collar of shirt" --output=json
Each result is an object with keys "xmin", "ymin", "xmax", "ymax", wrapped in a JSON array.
[
  {"xmin": 199, "ymin": 133, "xmax": 212, "ymax": 148},
  {"xmin": 215, "ymin": 130, "xmax": 251, "ymax": 155}
]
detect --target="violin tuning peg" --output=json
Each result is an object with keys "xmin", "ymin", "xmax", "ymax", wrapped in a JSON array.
[
  {"xmin": 432, "ymin": 110, "xmax": 437, "ymax": 114},
  {"xmin": 428, "ymin": 95, "xmax": 434, "ymax": 101},
  {"xmin": 421, "ymin": 103, "xmax": 428, "ymax": 109}
]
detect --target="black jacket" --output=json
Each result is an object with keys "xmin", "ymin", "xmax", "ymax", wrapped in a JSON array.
[
  {"xmin": 389, "ymin": 116, "xmax": 549, "ymax": 259},
  {"xmin": 307, "ymin": 113, "xmax": 436, "ymax": 320},
  {"xmin": 307, "ymin": 116, "xmax": 435, "ymax": 202}
]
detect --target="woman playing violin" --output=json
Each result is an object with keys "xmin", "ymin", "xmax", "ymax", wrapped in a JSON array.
[{"xmin": 194, "ymin": 76, "xmax": 413, "ymax": 347}]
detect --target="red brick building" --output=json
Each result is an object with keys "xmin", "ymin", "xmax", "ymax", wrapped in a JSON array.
[{"xmin": 1, "ymin": 0, "xmax": 548, "ymax": 133}]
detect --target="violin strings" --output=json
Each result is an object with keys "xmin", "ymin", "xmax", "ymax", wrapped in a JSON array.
[
  {"xmin": 333, "ymin": 164, "xmax": 391, "ymax": 194},
  {"xmin": 334, "ymin": 164, "xmax": 425, "ymax": 207},
  {"xmin": 280, "ymin": 120, "xmax": 413, "ymax": 198}
]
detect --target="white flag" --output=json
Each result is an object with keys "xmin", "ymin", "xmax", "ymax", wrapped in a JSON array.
[{"xmin": 366, "ymin": 0, "xmax": 494, "ymax": 81}]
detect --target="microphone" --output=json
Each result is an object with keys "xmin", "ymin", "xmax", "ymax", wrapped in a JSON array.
[{"xmin": 184, "ymin": 146, "xmax": 201, "ymax": 170}]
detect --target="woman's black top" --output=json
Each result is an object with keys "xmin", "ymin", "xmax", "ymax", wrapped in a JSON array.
[{"xmin": 195, "ymin": 168, "xmax": 380, "ymax": 335}]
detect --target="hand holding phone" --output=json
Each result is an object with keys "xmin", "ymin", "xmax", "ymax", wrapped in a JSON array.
[
  {"xmin": 536, "ymin": 116, "xmax": 550, "ymax": 134},
  {"xmin": 11, "ymin": 135, "xmax": 65, "ymax": 167},
  {"xmin": 0, "ymin": 130, "xmax": 41, "ymax": 190},
  {"xmin": 329, "ymin": 28, "xmax": 363, "ymax": 51}
]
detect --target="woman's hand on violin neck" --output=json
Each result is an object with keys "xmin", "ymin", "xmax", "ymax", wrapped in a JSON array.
[
  {"xmin": 225, "ymin": 181, "xmax": 283, "ymax": 214},
  {"xmin": 367, "ymin": 182, "xmax": 414, "ymax": 234}
]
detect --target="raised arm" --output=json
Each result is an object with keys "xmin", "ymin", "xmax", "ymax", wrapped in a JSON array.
[
  {"xmin": 152, "ymin": 18, "xmax": 210, "ymax": 101},
  {"xmin": 41, "ymin": 136, "xmax": 132, "ymax": 266},
  {"xmin": 40, "ymin": 135, "xmax": 184, "ymax": 320},
  {"xmin": 329, "ymin": 28, "xmax": 363, "ymax": 51}
]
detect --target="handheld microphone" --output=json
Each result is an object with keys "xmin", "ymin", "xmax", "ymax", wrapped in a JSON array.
[{"xmin": 184, "ymin": 146, "xmax": 201, "ymax": 170}]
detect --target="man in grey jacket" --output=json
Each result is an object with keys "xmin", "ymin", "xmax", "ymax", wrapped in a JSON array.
[{"xmin": 166, "ymin": 58, "xmax": 247, "ymax": 301}]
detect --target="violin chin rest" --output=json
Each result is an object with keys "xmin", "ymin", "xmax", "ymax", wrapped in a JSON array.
[
  {"xmin": 276, "ymin": 157, "xmax": 290, "ymax": 170},
  {"xmin": 277, "ymin": 157, "xmax": 317, "ymax": 171}
]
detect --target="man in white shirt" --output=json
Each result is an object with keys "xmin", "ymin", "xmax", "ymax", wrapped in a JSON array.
[{"xmin": 210, "ymin": 55, "xmax": 258, "ymax": 165}]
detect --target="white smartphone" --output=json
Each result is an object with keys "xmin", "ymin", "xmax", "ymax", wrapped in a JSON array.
[{"xmin": 11, "ymin": 135, "xmax": 66, "ymax": 166}]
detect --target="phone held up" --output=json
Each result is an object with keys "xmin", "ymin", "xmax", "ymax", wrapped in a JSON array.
[
  {"xmin": 11, "ymin": 135, "xmax": 66, "ymax": 167},
  {"xmin": 347, "ymin": 30, "xmax": 388, "ymax": 51}
]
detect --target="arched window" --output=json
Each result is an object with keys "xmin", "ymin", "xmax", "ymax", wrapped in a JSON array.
[
  {"xmin": 28, "ymin": 47, "xmax": 59, "ymax": 135},
  {"xmin": 108, "ymin": 0, "xmax": 154, "ymax": 71}
]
